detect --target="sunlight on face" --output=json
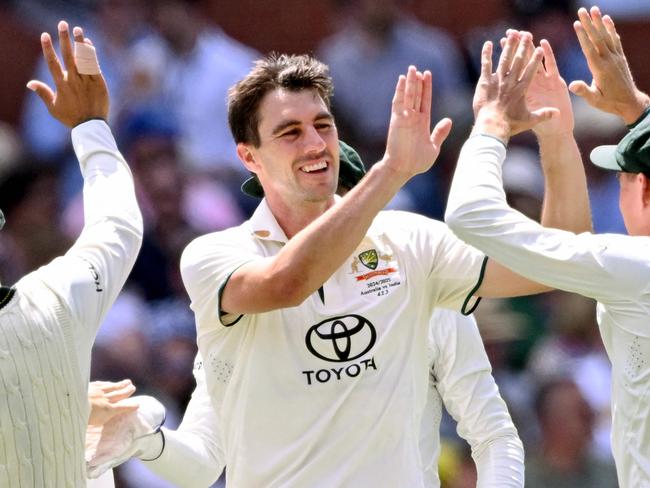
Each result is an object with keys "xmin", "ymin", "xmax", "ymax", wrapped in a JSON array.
[{"xmin": 251, "ymin": 89, "xmax": 340, "ymax": 207}]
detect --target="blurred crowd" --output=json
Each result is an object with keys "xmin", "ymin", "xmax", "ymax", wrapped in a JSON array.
[{"xmin": 1, "ymin": 0, "xmax": 649, "ymax": 486}]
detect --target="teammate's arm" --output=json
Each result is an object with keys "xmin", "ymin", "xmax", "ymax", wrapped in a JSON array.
[{"xmin": 27, "ymin": 22, "xmax": 142, "ymax": 335}]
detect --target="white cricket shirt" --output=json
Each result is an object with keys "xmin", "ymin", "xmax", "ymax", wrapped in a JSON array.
[
  {"xmin": 446, "ymin": 135, "xmax": 650, "ymax": 488},
  {"xmin": 145, "ymin": 309, "xmax": 524, "ymax": 488},
  {"xmin": 181, "ymin": 199, "xmax": 485, "ymax": 487},
  {"xmin": 0, "ymin": 121, "xmax": 142, "ymax": 487}
]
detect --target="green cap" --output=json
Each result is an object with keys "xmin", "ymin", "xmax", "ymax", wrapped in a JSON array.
[
  {"xmin": 241, "ymin": 140, "xmax": 366, "ymax": 198},
  {"xmin": 590, "ymin": 111, "xmax": 650, "ymax": 176}
]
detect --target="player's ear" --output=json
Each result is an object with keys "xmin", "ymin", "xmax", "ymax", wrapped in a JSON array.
[
  {"xmin": 237, "ymin": 143, "xmax": 259, "ymax": 172},
  {"xmin": 640, "ymin": 173, "xmax": 650, "ymax": 208}
]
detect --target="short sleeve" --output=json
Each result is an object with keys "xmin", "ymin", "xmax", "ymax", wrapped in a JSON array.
[
  {"xmin": 180, "ymin": 230, "xmax": 261, "ymax": 335},
  {"xmin": 390, "ymin": 212, "xmax": 484, "ymax": 311}
]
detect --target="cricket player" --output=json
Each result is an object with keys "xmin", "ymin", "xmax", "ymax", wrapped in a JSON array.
[
  {"xmin": 169, "ymin": 44, "xmax": 589, "ymax": 485},
  {"xmin": 0, "ymin": 21, "xmax": 142, "ymax": 487},
  {"xmin": 446, "ymin": 7, "xmax": 650, "ymax": 487}
]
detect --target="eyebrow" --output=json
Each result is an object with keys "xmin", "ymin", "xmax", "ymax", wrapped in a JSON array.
[{"xmin": 270, "ymin": 111, "xmax": 334, "ymax": 137}]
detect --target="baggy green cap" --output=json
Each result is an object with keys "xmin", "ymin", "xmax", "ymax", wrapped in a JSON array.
[
  {"xmin": 241, "ymin": 140, "xmax": 366, "ymax": 198},
  {"xmin": 590, "ymin": 110, "xmax": 650, "ymax": 176}
]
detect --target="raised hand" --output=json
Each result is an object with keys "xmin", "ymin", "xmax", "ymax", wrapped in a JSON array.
[
  {"xmin": 473, "ymin": 31, "xmax": 558, "ymax": 143},
  {"xmin": 527, "ymin": 39, "xmax": 574, "ymax": 138},
  {"xmin": 27, "ymin": 21, "xmax": 109, "ymax": 127},
  {"xmin": 383, "ymin": 65, "xmax": 452, "ymax": 178},
  {"xmin": 569, "ymin": 6, "xmax": 650, "ymax": 125}
]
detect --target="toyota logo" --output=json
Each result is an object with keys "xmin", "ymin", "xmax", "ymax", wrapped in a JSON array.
[{"xmin": 305, "ymin": 314, "xmax": 376, "ymax": 363}]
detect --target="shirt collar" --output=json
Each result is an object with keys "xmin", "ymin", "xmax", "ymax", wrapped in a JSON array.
[
  {"xmin": 249, "ymin": 195, "xmax": 343, "ymax": 244},
  {"xmin": 249, "ymin": 198, "xmax": 290, "ymax": 244}
]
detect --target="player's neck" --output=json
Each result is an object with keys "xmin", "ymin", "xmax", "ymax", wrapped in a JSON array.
[{"xmin": 267, "ymin": 195, "xmax": 335, "ymax": 239}]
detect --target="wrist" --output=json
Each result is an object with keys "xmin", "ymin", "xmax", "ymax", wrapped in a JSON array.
[
  {"xmin": 621, "ymin": 92, "xmax": 650, "ymax": 126},
  {"xmin": 473, "ymin": 110, "xmax": 511, "ymax": 146}
]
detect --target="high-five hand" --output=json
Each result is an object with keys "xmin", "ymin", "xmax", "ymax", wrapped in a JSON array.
[
  {"xmin": 473, "ymin": 31, "xmax": 558, "ymax": 144},
  {"xmin": 526, "ymin": 39, "xmax": 574, "ymax": 138},
  {"xmin": 27, "ymin": 21, "xmax": 109, "ymax": 127},
  {"xmin": 383, "ymin": 65, "xmax": 452, "ymax": 178},
  {"xmin": 569, "ymin": 6, "xmax": 650, "ymax": 125}
]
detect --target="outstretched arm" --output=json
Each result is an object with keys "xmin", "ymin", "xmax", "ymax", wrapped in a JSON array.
[
  {"xmin": 569, "ymin": 6, "xmax": 650, "ymax": 125},
  {"xmin": 526, "ymin": 37, "xmax": 591, "ymax": 234},
  {"xmin": 26, "ymin": 22, "xmax": 142, "ymax": 348},
  {"xmin": 446, "ymin": 33, "xmax": 645, "ymax": 303}
]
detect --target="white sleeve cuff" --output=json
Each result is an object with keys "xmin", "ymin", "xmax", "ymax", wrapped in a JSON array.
[{"xmin": 71, "ymin": 119, "xmax": 119, "ymax": 168}]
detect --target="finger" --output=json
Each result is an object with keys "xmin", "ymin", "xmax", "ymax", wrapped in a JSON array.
[
  {"xmin": 520, "ymin": 46, "xmax": 544, "ymax": 88},
  {"xmin": 392, "ymin": 75, "xmax": 406, "ymax": 112},
  {"xmin": 499, "ymin": 37, "xmax": 506, "ymax": 49},
  {"xmin": 480, "ymin": 41, "xmax": 493, "ymax": 79},
  {"xmin": 403, "ymin": 66, "xmax": 418, "ymax": 111},
  {"xmin": 57, "ymin": 20, "xmax": 78, "ymax": 76},
  {"xmin": 603, "ymin": 15, "xmax": 623, "ymax": 54},
  {"xmin": 497, "ymin": 31, "xmax": 520, "ymax": 77},
  {"xmin": 577, "ymin": 7, "xmax": 606, "ymax": 54},
  {"xmin": 568, "ymin": 80, "xmax": 600, "ymax": 103},
  {"xmin": 414, "ymin": 71, "xmax": 424, "ymax": 113},
  {"xmin": 430, "ymin": 117, "xmax": 453, "ymax": 149},
  {"xmin": 72, "ymin": 26, "xmax": 85, "ymax": 43},
  {"xmin": 590, "ymin": 6, "xmax": 617, "ymax": 53},
  {"xmin": 574, "ymin": 21, "xmax": 598, "ymax": 61},
  {"xmin": 26, "ymin": 80, "xmax": 55, "ymax": 111},
  {"xmin": 540, "ymin": 39, "xmax": 560, "ymax": 76},
  {"xmin": 104, "ymin": 383, "xmax": 136, "ymax": 402},
  {"xmin": 510, "ymin": 32, "xmax": 533, "ymax": 81},
  {"xmin": 40, "ymin": 32, "xmax": 64, "ymax": 85},
  {"xmin": 420, "ymin": 70, "xmax": 433, "ymax": 118}
]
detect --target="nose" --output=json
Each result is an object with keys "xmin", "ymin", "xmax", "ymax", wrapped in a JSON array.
[{"xmin": 302, "ymin": 125, "xmax": 327, "ymax": 155}]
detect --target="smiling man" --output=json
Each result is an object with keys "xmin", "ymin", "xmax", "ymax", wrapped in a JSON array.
[{"xmin": 177, "ymin": 51, "xmax": 584, "ymax": 486}]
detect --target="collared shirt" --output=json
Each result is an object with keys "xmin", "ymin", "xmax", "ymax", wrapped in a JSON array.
[
  {"xmin": 447, "ymin": 135, "xmax": 650, "ymax": 488},
  {"xmin": 180, "ymin": 199, "xmax": 485, "ymax": 487}
]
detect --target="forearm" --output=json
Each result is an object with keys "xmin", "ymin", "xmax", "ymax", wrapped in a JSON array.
[
  {"xmin": 143, "ymin": 428, "xmax": 223, "ymax": 488},
  {"xmin": 537, "ymin": 132, "xmax": 591, "ymax": 233},
  {"xmin": 226, "ymin": 160, "xmax": 409, "ymax": 312},
  {"xmin": 71, "ymin": 120, "xmax": 143, "ymax": 237}
]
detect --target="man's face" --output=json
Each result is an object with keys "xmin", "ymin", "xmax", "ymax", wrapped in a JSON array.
[
  {"xmin": 242, "ymin": 88, "xmax": 339, "ymax": 206},
  {"xmin": 618, "ymin": 172, "xmax": 647, "ymax": 236}
]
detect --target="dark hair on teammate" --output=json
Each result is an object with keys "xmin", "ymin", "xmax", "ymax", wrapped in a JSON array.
[{"xmin": 227, "ymin": 53, "xmax": 334, "ymax": 147}]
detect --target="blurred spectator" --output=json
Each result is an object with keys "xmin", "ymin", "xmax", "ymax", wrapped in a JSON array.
[
  {"xmin": 127, "ymin": 0, "xmax": 259, "ymax": 213},
  {"xmin": 318, "ymin": 0, "xmax": 470, "ymax": 218},
  {"xmin": 525, "ymin": 378, "xmax": 618, "ymax": 488},
  {"xmin": 528, "ymin": 293, "xmax": 613, "ymax": 460},
  {"xmin": 0, "ymin": 161, "xmax": 69, "ymax": 284}
]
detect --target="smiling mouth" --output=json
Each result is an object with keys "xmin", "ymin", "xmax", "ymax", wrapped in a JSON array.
[{"xmin": 300, "ymin": 161, "xmax": 328, "ymax": 173}]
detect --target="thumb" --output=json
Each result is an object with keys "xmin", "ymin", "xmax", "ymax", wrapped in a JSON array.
[
  {"xmin": 26, "ymin": 80, "xmax": 55, "ymax": 111},
  {"xmin": 568, "ymin": 80, "xmax": 599, "ymax": 102},
  {"xmin": 430, "ymin": 117, "xmax": 453, "ymax": 148},
  {"xmin": 530, "ymin": 107, "xmax": 560, "ymax": 125}
]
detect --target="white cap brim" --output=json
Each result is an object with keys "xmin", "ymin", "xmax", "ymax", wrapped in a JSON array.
[{"xmin": 589, "ymin": 145, "xmax": 620, "ymax": 172}]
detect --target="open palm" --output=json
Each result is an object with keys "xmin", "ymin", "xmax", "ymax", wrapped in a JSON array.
[{"xmin": 526, "ymin": 40, "xmax": 574, "ymax": 138}]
